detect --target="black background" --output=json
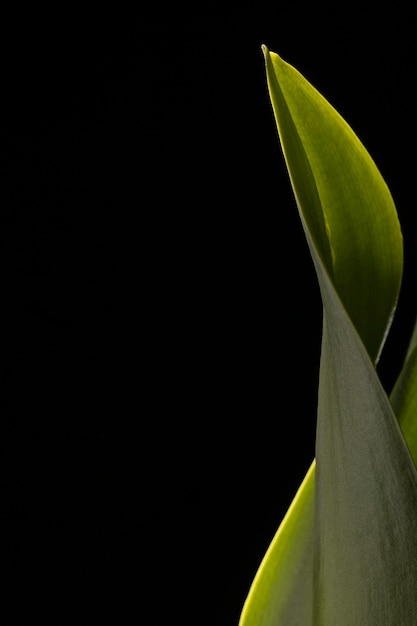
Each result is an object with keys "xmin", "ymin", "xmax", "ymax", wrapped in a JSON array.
[{"xmin": 1, "ymin": 5, "xmax": 415, "ymax": 624}]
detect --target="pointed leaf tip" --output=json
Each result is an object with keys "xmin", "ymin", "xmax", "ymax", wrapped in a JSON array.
[{"xmin": 263, "ymin": 49, "xmax": 402, "ymax": 361}]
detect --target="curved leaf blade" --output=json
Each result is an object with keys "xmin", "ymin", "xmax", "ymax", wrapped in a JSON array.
[
  {"xmin": 312, "ymin": 240, "xmax": 417, "ymax": 624},
  {"xmin": 239, "ymin": 47, "xmax": 417, "ymax": 625},
  {"xmin": 262, "ymin": 46, "xmax": 402, "ymax": 362},
  {"xmin": 390, "ymin": 318, "xmax": 417, "ymax": 464},
  {"xmin": 239, "ymin": 462, "xmax": 315, "ymax": 626}
]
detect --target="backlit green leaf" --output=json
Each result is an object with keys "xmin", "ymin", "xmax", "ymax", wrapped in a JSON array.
[
  {"xmin": 262, "ymin": 46, "xmax": 402, "ymax": 362},
  {"xmin": 239, "ymin": 47, "xmax": 417, "ymax": 625},
  {"xmin": 239, "ymin": 462, "xmax": 315, "ymax": 625},
  {"xmin": 390, "ymin": 317, "xmax": 417, "ymax": 465}
]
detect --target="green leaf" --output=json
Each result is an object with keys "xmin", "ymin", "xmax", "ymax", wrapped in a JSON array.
[
  {"xmin": 239, "ymin": 47, "xmax": 417, "ymax": 625},
  {"xmin": 390, "ymin": 317, "xmax": 417, "ymax": 465},
  {"xmin": 239, "ymin": 462, "xmax": 315, "ymax": 625},
  {"xmin": 262, "ymin": 46, "xmax": 402, "ymax": 362},
  {"xmin": 312, "ymin": 238, "xmax": 417, "ymax": 624}
]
